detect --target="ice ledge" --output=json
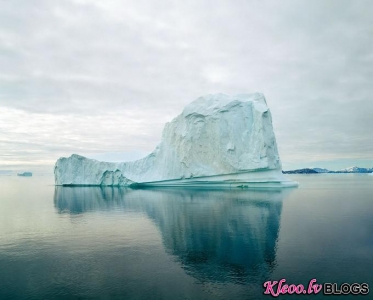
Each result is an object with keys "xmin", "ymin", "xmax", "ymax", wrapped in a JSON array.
[{"xmin": 129, "ymin": 169, "xmax": 298, "ymax": 189}]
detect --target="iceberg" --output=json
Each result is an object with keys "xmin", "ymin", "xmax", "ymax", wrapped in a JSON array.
[
  {"xmin": 17, "ymin": 172, "xmax": 32, "ymax": 177},
  {"xmin": 55, "ymin": 93, "xmax": 298, "ymax": 188}
]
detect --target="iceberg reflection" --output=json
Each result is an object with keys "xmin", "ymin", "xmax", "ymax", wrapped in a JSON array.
[{"xmin": 54, "ymin": 187, "xmax": 289, "ymax": 284}]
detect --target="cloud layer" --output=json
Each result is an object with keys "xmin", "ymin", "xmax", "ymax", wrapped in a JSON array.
[{"xmin": 1, "ymin": 0, "xmax": 372, "ymax": 171}]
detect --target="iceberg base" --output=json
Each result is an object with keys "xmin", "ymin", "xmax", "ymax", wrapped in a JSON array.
[
  {"xmin": 131, "ymin": 170, "xmax": 298, "ymax": 189},
  {"xmin": 61, "ymin": 169, "xmax": 298, "ymax": 189}
]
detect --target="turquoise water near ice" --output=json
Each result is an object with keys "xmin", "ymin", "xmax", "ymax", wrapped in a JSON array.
[{"xmin": 0, "ymin": 174, "xmax": 372, "ymax": 299}]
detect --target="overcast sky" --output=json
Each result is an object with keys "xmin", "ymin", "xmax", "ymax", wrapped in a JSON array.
[{"xmin": 0, "ymin": 0, "xmax": 372, "ymax": 172}]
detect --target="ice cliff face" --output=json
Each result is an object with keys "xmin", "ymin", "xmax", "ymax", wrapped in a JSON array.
[{"xmin": 55, "ymin": 93, "xmax": 297, "ymax": 187}]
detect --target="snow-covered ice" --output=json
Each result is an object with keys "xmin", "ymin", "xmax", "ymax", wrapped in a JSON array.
[{"xmin": 55, "ymin": 93, "xmax": 298, "ymax": 188}]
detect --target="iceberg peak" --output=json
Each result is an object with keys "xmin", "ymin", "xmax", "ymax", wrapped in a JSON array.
[{"xmin": 182, "ymin": 93, "xmax": 266, "ymax": 116}]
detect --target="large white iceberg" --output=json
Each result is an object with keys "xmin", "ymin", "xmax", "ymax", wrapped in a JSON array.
[{"xmin": 55, "ymin": 93, "xmax": 297, "ymax": 188}]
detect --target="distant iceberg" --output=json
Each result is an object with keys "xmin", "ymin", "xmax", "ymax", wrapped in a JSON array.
[
  {"xmin": 17, "ymin": 172, "xmax": 32, "ymax": 177},
  {"xmin": 55, "ymin": 93, "xmax": 297, "ymax": 188}
]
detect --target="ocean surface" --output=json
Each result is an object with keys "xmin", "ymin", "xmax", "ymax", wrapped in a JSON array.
[{"xmin": 0, "ymin": 174, "xmax": 372, "ymax": 299}]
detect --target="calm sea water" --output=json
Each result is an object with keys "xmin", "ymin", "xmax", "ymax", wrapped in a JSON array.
[{"xmin": 0, "ymin": 174, "xmax": 372, "ymax": 299}]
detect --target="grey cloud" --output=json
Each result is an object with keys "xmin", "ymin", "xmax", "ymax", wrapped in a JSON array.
[{"xmin": 0, "ymin": 0, "xmax": 372, "ymax": 169}]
